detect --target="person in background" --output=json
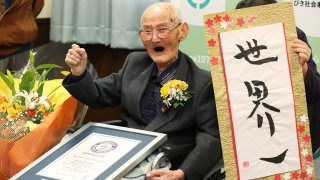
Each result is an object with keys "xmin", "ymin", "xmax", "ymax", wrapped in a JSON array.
[
  {"xmin": 63, "ymin": 2, "xmax": 222, "ymax": 180},
  {"xmin": 0, "ymin": 0, "xmax": 44, "ymax": 72},
  {"xmin": 236, "ymin": 0, "xmax": 320, "ymax": 153}
]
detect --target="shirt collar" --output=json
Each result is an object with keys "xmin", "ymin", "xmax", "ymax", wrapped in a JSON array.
[{"xmin": 151, "ymin": 51, "xmax": 181, "ymax": 85}]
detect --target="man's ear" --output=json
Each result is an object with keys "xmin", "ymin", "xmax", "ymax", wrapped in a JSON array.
[{"xmin": 179, "ymin": 22, "xmax": 189, "ymax": 41}]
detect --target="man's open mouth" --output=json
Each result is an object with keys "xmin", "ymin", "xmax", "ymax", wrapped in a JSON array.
[{"xmin": 154, "ymin": 46, "xmax": 165, "ymax": 52}]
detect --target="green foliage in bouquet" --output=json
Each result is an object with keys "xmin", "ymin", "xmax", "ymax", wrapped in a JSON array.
[
  {"xmin": 0, "ymin": 51, "xmax": 61, "ymax": 96},
  {"xmin": 0, "ymin": 51, "xmax": 62, "ymax": 139}
]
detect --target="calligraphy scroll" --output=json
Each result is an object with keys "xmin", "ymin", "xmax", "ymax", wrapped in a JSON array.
[{"xmin": 204, "ymin": 2, "xmax": 315, "ymax": 179}]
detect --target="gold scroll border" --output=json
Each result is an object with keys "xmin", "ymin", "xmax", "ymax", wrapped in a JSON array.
[{"xmin": 203, "ymin": 2, "xmax": 315, "ymax": 179}]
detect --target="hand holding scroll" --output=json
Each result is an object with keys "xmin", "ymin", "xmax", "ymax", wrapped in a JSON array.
[{"xmin": 292, "ymin": 39, "xmax": 311, "ymax": 78}]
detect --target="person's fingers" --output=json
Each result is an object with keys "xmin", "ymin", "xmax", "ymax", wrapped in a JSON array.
[
  {"xmin": 77, "ymin": 48, "xmax": 87, "ymax": 58},
  {"xmin": 149, "ymin": 170, "xmax": 165, "ymax": 176},
  {"xmin": 65, "ymin": 49, "xmax": 83, "ymax": 66},
  {"xmin": 298, "ymin": 52, "xmax": 309, "ymax": 62},
  {"xmin": 64, "ymin": 44, "xmax": 87, "ymax": 75},
  {"xmin": 68, "ymin": 48, "xmax": 81, "ymax": 59},
  {"xmin": 147, "ymin": 169, "xmax": 171, "ymax": 178},
  {"xmin": 292, "ymin": 39, "xmax": 311, "ymax": 64},
  {"xmin": 69, "ymin": 44, "xmax": 82, "ymax": 58},
  {"xmin": 294, "ymin": 40, "xmax": 310, "ymax": 53},
  {"xmin": 65, "ymin": 57, "xmax": 77, "ymax": 66},
  {"xmin": 292, "ymin": 39, "xmax": 306, "ymax": 49},
  {"xmin": 293, "ymin": 39, "xmax": 306, "ymax": 46},
  {"xmin": 293, "ymin": 47, "xmax": 309, "ymax": 55},
  {"xmin": 72, "ymin": 43, "xmax": 80, "ymax": 50},
  {"xmin": 66, "ymin": 52, "xmax": 80, "ymax": 64},
  {"xmin": 292, "ymin": 43, "xmax": 304, "ymax": 51}
]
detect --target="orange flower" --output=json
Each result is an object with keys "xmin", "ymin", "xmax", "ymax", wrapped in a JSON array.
[{"xmin": 0, "ymin": 96, "xmax": 6, "ymax": 103}]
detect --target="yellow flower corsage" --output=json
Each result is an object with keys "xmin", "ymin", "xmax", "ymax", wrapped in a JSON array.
[{"xmin": 160, "ymin": 79, "xmax": 192, "ymax": 112}]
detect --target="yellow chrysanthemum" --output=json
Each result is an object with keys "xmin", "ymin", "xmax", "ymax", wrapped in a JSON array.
[
  {"xmin": 7, "ymin": 107, "xmax": 19, "ymax": 118},
  {"xmin": 168, "ymin": 79, "xmax": 179, "ymax": 87},
  {"xmin": 15, "ymin": 104, "xmax": 25, "ymax": 112},
  {"xmin": 176, "ymin": 80, "xmax": 188, "ymax": 91},
  {"xmin": 0, "ymin": 103, "xmax": 8, "ymax": 112},
  {"xmin": 160, "ymin": 84, "xmax": 170, "ymax": 98},
  {"xmin": 160, "ymin": 79, "xmax": 192, "ymax": 110},
  {"xmin": 166, "ymin": 80, "xmax": 187, "ymax": 90},
  {"xmin": 166, "ymin": 80, "xmax": 174, "ymax": 86}
]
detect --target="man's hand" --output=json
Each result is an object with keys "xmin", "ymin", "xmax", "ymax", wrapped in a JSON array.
[
  {"xmin": 65, "ymin": 44, "xmax": 88, "ymax": 76},
  {"xmin": 146, "ymin": 169, "xmax": 184, "ymax": 180},
  {"xmin": 292, "ymin": 39, "xmax": 311, "ymax": 78}
]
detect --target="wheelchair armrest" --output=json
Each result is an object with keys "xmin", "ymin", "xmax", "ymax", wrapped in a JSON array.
[
  {"xmin": 66, "ymin": 125, "xmax": 83, "ymax": 134},
  {"xmin": 204, "ymin": 158, "xmax": 225, "ymax": 180}
]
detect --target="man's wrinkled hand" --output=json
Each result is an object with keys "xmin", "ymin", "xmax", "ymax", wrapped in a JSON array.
[
  {"xmin": 292, "ymin": 39, "xmax": 311, "ymax": 78},
  {"xmin": 146, "ymin": 169, "xmax": 184, "ymax": 180},
  {"xmin": 65, "ymin": 44, "xmax": 88, "ymax": 76}
]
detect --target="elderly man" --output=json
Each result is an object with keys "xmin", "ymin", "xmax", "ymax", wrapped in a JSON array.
[{"xmin": 63, "ymin": 2, "xmax": 222, "ymax": 180}]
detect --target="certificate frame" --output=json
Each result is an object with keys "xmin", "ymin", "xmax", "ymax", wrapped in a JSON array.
[{"xmin": 11, "ymin": 122, "xmax": 167, "ymax": 180}]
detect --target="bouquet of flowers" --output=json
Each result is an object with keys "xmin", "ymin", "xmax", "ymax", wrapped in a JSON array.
[
  {"xmin": 0, "ymin": 51, "xmax": 78, "ymax": 179},
  {"xmin": 0, "ymin": 51, "xmax": 59, "ymax": 140}
]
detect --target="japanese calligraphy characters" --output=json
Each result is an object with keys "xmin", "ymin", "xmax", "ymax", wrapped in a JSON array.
[
  {"xmin": 244, "ymin": 80, "xmax": 280, "ymax": 137},
  {"xmin": 219, "ymin": 23, "xmax": 300, "ymax": 179},
  {"xmin": 235, "ymin": 39, "xmax": 278, "ymax": 65}
]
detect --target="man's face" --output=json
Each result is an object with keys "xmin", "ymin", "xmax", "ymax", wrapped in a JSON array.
[{"xmin": 140, "ymin": 6, "xmax": 182, "ymax": 69}]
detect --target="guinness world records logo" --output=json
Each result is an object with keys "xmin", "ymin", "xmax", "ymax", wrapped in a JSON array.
[{"xmin": 91, "ymin": 141, "xmax": 118, "ymax": 153}]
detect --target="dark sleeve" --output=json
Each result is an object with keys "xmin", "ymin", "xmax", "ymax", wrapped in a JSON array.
[
  {"xmin": 309, "ymin": 101, "xmax": 320, "ymax": 153},
  {"xmin": 62, "ymin": 57, "xmax": 130, "ymax": 109},
  {"xmin": 64, "ymin": 69, "xmax": 87, "ymax": 84},
  {"xmin": 297, "ymin": 27, "xmax": 320, "ymax": 105},
  {"xmin": 297, "ymin": 27, "xmax": 320, "ymax": 152},
  {"xmin": 180, "ymin": 80, "xmax": 222, "ymax": 180}
]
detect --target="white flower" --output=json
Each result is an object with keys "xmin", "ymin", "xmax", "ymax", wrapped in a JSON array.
[
  {"xmin": 306, "ymin": 166, "xmax": 314, "ymax": 175},
  {"xmin": 15, "ymin": 91, "xmax": 51, "ymax": 110},
  {"xmin": 300, "ymin": 114, "xmax": 308, "ymax": 123},
  {"xmin": 301, "ymin": 148, "xmax": 309, "ymax": 157},
  {"xmin": 220, "ymin": 21, "xmax": 229, "ymax": 29},
  {"xmin": 283, "ymin": 173, "xmax": 291, "ymax": 180},
  {"xmin": 160, "ymin": 80, "xmax": 193, "ymax": 110}
]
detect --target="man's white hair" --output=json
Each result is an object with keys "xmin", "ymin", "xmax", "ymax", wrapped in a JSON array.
[{"xmin": 140, "ymin": 2, "xmax": 182, "ymax": 26}]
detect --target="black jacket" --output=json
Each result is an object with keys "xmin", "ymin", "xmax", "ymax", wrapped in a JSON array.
[
  {"xmin": 298, "ymin": 27, "xmax": 320, "ymax": 153},
  {"xmin": 63, "ymin": 51, "xmax": 222, "ymax": 180}
]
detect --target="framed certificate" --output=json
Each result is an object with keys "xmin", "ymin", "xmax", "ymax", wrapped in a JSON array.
[{"xmin": 11, "ymin": 122, "xmax": 167, "ymax": 180}]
